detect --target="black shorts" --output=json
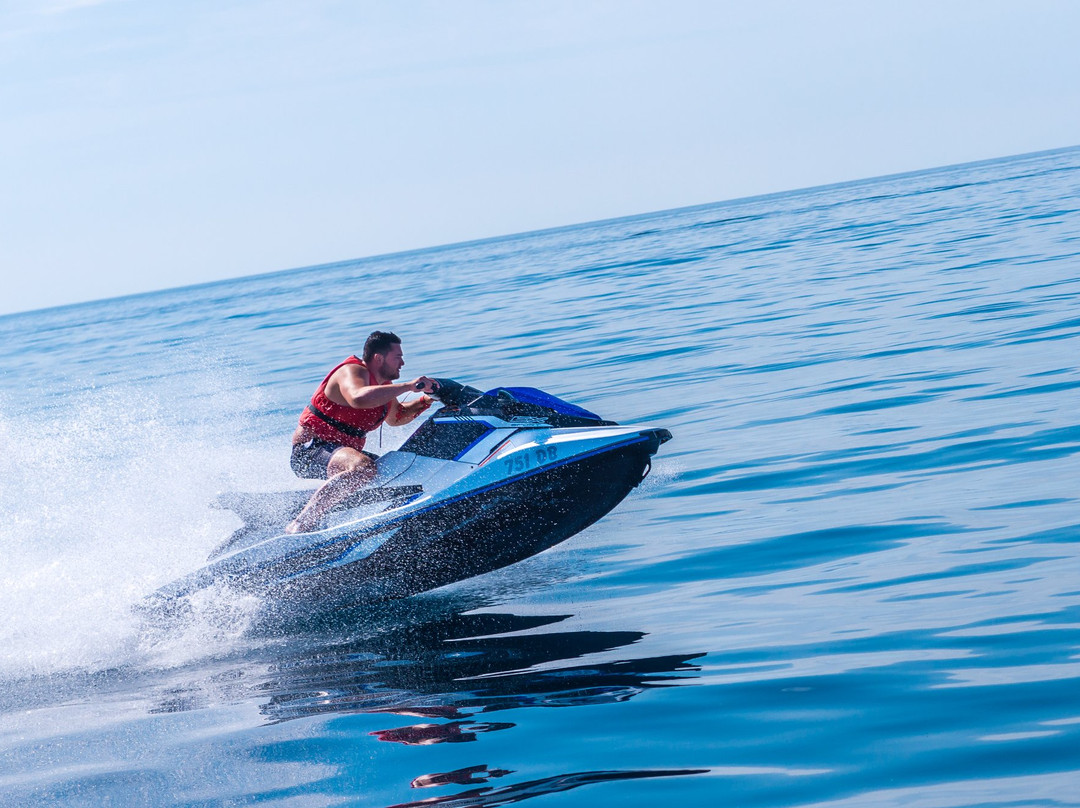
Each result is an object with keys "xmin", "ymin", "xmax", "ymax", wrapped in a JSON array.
[
  {"xmin": 290, "ymin": 438, "xmax": 378, "ymax": 480},
  {"xmin": 291, "ymin": 437, "xmax": 343, "ymax": 480}
]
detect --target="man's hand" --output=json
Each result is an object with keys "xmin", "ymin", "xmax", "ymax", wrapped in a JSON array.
[{"xmin": 411, "ymin": 376, "xmax": 439, "ymax": 394}]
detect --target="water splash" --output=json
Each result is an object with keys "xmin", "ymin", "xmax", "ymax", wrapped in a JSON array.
[{"xmin": 0, "ymin": 366, "xmax": 289, "ymax": 679}]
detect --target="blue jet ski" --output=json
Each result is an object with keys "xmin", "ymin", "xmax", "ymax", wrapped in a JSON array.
[{"xmin": 147, "ymin": 380, "xmax": 671, "ymax": 609}]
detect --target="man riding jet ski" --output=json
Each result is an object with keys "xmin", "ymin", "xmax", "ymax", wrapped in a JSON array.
[
  {"xmin": 146, "ymin": 337, "xmax": 671, "ymax": 609},
  {"xmin": 288, "ymin": 331, "xmax": 438, "ymax": 534}
]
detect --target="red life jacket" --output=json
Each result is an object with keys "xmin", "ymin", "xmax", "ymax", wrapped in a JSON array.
[{"xmin": 298, "ymin": 356, "xmax": 391, "ymax": 450}]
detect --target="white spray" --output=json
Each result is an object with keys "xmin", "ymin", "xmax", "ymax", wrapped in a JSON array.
[{"xmin": 0, "ymin": 367, "xmax": 297, "ymax": 679}]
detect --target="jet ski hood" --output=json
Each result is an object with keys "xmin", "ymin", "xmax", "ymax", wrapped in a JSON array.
[{"xmin": 424, "ymin": 378, "xmax": 615, "ymax": 427}]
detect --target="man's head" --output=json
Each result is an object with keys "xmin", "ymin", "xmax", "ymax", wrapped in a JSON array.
[{"xmin": 363, "ymin": 331, "xmax": 404, "ymax": 381}]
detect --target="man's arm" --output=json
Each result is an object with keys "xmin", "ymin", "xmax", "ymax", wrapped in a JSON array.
[
  {"xmin": 385, "ymin": 394, "xmax": 434, "ymax": 427},
  {"xmin": 327, "ymin": 365, "xmax": 437, "ymax": 410}
]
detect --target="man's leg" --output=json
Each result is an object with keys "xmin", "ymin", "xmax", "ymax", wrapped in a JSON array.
[{"xmin": 286, "ymin": 448, "xmax": 376, "ymax": 533}]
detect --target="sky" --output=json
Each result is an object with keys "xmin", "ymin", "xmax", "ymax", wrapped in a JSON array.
[{"xmin": 2, "ymin": 0, "xmax": 1079, "ymax": 316}]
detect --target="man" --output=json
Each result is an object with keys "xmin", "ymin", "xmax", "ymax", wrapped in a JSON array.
[{"xmin": 286, "ymin": 331, "xmax": 438, "ymax": 534}]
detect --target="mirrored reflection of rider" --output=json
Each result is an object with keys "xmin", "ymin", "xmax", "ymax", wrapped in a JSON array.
[{"xmin": 286, "ymin": 331, "xmax": 437, "ymax": 534}]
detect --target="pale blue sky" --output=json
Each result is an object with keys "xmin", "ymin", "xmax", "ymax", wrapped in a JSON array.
[{"xmin": 2, "ymin": 0, "xmax": 1079, "ymax": 315}]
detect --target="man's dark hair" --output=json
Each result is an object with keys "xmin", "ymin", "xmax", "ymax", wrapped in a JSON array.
[{"xmin": 363, "ymin": 331, "xmax": 401, "ymax": 363}]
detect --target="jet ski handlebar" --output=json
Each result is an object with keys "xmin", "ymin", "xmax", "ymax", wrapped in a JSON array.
[{"xmin": 425, "ymin": 377, "xmax": 488, "ymax": 408}]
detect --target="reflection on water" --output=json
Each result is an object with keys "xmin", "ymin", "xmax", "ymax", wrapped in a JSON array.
[
  {"xmin": 388, "ymin": 768, "xmax": 710, "ymax": 808},
  {"xmin": 250, "ymin": 608, "xmax": 701, "ymax": 728},
  {"xmin": 372, "ymin": 720, "xmax": 516, "ymax": 746},
  {"xmin": 0, "ymin": 591, "xmax": 704, "ymax": 807},
  {"xmin": 138, "ymin": 597, "xmax": 706, "ymax": 805}
]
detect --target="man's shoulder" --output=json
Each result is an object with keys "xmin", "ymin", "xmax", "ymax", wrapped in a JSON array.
[{"xmin": 333, "ymin": 362, "xmax": 369, "ymax": 383}]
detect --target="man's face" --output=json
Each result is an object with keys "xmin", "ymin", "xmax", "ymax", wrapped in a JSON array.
[{"xmin": 374, "ymin": 343, "xmax": 404, "ymax": 381}]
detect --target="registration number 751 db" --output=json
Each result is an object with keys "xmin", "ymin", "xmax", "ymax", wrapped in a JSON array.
[{"xmin": 504, "ymin": 445, "xmax": 558, "ymax": 476}]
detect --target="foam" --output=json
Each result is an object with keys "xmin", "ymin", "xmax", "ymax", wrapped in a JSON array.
[{"xmin": 0, "ymin": 367, "xmax": 294, "ymax": 680}]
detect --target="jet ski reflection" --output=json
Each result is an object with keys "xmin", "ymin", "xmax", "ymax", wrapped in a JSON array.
[
  {"xmin": 254, "ymin": 609, "xmax": 703, "ymax": 727},
  {"xmin": 145, "ymin": 600, "xmax": 702, "ymax": 728},
  {"xmin": 143, "ymin": 599, "xmax": 706, "ymax": 807},
  {"xmin": 389, "ymin": 767, "xmax": 710, "ymax": 808}
]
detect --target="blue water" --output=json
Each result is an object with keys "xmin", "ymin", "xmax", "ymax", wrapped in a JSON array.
[{"xmin": 2, "ymin": 146, "xmax": 1080, "ymax": 807}]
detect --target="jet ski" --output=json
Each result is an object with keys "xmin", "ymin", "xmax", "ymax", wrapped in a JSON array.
[{"xmin": 147, "ymin": 379, "xmax": 671, "ymax": 609}]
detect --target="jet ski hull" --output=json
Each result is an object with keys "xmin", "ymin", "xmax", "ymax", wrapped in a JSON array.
[{"xmin": 275, "ymin": 432, "xmax": 662, "ymax": 605}]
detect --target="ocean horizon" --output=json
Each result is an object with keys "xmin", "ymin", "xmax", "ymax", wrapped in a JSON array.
[{"xmin": 6, "ymin": 144, "xmax": 1076, "ymax": 321}]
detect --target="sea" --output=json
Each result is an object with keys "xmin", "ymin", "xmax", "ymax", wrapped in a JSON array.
[{"xmin": 2, "ymin": 146, "xmax": 1080, "ymax": 807}]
